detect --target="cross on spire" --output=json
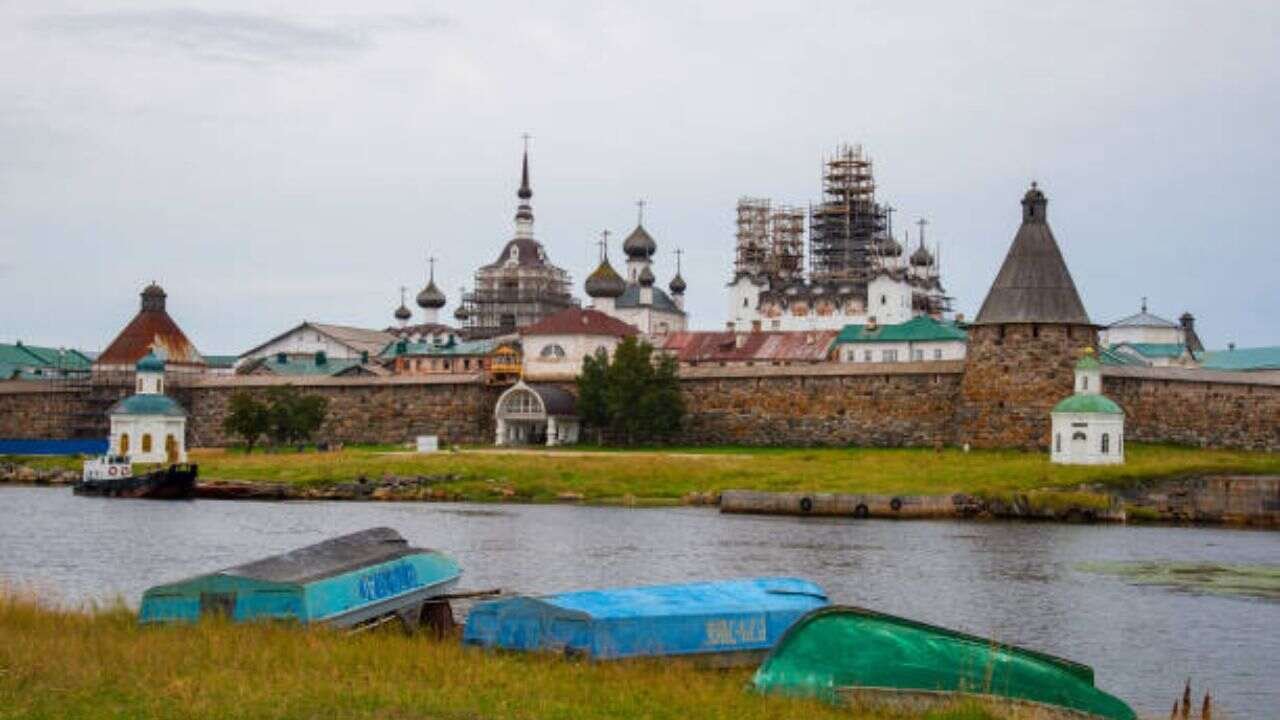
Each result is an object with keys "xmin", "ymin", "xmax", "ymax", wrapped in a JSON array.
[
  {"xmin": 916, "ymin": 218, "xmax": 929, "ymax": 247},
  {"xmin": 399, "ymin": 286, "xmax": 407, "ymax": 304},
  {"xmin": 598, "ymin": 229, "xmax": 611, "ymax": 261},
  {"xmin": 427, "ymin": 255, "xmax": 436, "ymax": 282},
  {"xmin": 1141, "ymin": 296, "xmax": 1148, "ymax": 313},
  {"xmin": 636, "ymin": 199, "xmax": 646, "ymax": 225},
  {"xmin": 675, "ymin": 247, "xmax": 683, "ymax": 273},
  {"xmin": 884, "ymin": 204, "xmax": 895, "ymax": 236}
]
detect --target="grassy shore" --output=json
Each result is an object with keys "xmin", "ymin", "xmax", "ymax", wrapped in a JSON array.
[
  {"xmin": 6, "ymin": 443, "xmax": 1279, "ymax": 504},
  {"xmin": 0, "ymin": 592, "xmax": 1004, "ymax": 720}
]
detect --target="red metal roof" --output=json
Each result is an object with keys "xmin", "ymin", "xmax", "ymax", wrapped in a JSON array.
[
  {"xmin": 96, "ymin": 286, "xmax": 204, "ymax": 367},
  {"xmin": 521, "ymin": 308, "xmax": 639, "ymax": 338},
  {"xmin": 661, "ymin": 330, "xmax": 838, "ymax": 364}
]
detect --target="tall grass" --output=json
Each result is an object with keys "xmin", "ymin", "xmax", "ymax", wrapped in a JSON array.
[
  {"xmin": 0, "ymin": 591, "xmax": 1006, "ymax": 720},
  {"xmin": 186, "ymin": 443, "xmax": 1280, "ymax": 502}
]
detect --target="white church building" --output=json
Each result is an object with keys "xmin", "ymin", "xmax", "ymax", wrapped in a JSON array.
[
  {"xmin": 108, "ymin": 352, "xmax": 189, "ymax": 464},
  {"xmin": 1050, "ymin": 349, "xmax": 1125, "ymax": 465}
]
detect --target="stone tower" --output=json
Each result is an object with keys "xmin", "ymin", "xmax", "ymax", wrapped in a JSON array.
[{"xmin": 956, "ymin": 183, "xmax": 1096, "ymax": 449}]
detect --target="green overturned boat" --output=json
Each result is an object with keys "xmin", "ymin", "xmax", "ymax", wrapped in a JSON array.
[{"xmin": 753, "ymin": 606, "xmax": 1135, "ymax": 720}]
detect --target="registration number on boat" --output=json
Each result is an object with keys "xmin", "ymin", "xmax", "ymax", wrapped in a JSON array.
[
  {"xmin": 357, "ymin": 562, "xmax": 420, "ymax": 601},
  {"xmin": 705, "ymin": 615, "xmax": 766, "ymax": 646}
]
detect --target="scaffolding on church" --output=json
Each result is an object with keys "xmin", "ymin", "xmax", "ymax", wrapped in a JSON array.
[
  {"xmin": 809, "ymin": 144, "xmax": 888, "ymax": 282},
  {"xmin": 734, "ymin": 198, "xmax": 772, "ymax": 276},
  {"xmin": 769, "ymin": 205, "xmax": 806, "ymax": 281}
]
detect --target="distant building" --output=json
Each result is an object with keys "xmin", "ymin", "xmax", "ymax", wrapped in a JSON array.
[
  {"xmin": 1050, "ymin": 350, "xmax": 1124, "ymax": 465},
  {"xmin": 238, "ymin": 352, "xmax": 386, "ymax": 377},
  {"xmin": 202, "ymin": 355, "xmax": 238, "ymax": 377},
  {"xmin": 494, "ymin": 381, "xmax": 580, "ymax": 447},
  {"xmin": 0, "ymin": 341, "xmax": 92, "ymax": 380},
  {"xmin": 95, "ymin": 283, "xmax": 206, "ymax": 375},
  {"xmin": 661, "ymin": 329, "xmax": 837, "ymax": 368},
  {"xmin": 1099, "ymin": 300, "xmax": 1204, "ymax": 367},
  {"xmin": 456, "ymin": 148, "xmax": 575, "ymax": 338},
  {"xmin": 832, "ymin": 316, "xmax": 967, "ymax": 363},
  {"xmin": 519, "ymin": 307, "xmax": 638, "ymax": 380},
  {"xmin": 727, "ymin": 145, "xmax": 949, "ymax": 333},
  {"xmin": 238, "ymin": 322, "xmax": 394, "ymax": 368},
  {"xmin": 108, "ymin": 352, "xmax": 188, "ymax": 463},
  {"xmin": 587, "ymin": 208, "xmax": 688, "ymax": 338},
  {"xmin": 380, "ymin": 336, "xmax": 522, "ymax": 384},
  {"xmin": 1200, "ymin": 345, "xmax": 1280, "ymax": 379}
]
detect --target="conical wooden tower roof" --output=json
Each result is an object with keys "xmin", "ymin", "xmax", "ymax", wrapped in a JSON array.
[{"xmin": 973, "ymin": 183, "xmax": 1091, "ymax": 326}]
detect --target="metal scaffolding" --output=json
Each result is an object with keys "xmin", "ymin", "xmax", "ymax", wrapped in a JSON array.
[
  {"xmin": 734, "ymin": 198, "xmax": 772, "ymax": 276},
  {"xmin": 809, "ymin": 144, "xmax": 887, "ymax": 282}
]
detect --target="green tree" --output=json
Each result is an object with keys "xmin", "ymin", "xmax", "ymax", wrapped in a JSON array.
[
  {"xmin": 222, "ymin": 391, "xmax": 269, "ymax": 454},
  {"xmin": 264, "ymin": 386, "xmax": 330, "ymax": 448},
  {"xmin": 577, "ymin": 336, "xmax": 685, "ymax": 445}
]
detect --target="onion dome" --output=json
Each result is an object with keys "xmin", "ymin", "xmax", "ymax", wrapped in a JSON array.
[
  {"xmin": 668, "ymin": 272, "xmax": 686, "ymax": 295},
  {"xmin": 140, "ymin": 282, "xmax": 167, "ymax": 312},
  {"xmin": 638, "ymin": 265, "xmax": 655, "ymax": 287},
  {"xmin": 879, "ymin": 236, "xmax": 903, "ymax": 257},
  {"xmin": 454, "ymin": 304, "xmax": 470, "ymax": 322},
  {"xmin": 585, "ymin": 259, "xmax": 626, "ymax": 298},
  {"xmin": 136, "ymin": 351, "xmax": 165, "ymax": 373},
  {"xmin": 623, "ymin": 224, "xmax": 657, "ymax": 259},
  {"xmin": 416, "ymin": 283, "xmax": 446, "ymax": 309},
  {"xmin": 910, "ymin": 243, "xmax": 934, "ymax": 267},
  {"xmin": 394, "ymin": 303, "xmax": 411, "ymax": 322}
]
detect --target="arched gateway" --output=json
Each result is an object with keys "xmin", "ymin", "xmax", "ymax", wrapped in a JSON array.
[{"xmin": 494, "ymin": 381, "xmax": 580, "ymax": 447}]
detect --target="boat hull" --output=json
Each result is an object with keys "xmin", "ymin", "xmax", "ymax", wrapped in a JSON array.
[
  {"xmin": 74, "ymin": 464, "xmax": 198, "ymax": 499},
  {"xmin": 753, "ymin": 606, "xmax": 1136, "ymax": 720}
]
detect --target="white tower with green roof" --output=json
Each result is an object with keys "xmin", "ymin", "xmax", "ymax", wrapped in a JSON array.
[
  {"xmin": 1050, "ymin": 348, "xmax": 1125, "ymax": 465},
  {"xmin": 108, "ymin": 351, "xmax": 189, "ymax": 464}
]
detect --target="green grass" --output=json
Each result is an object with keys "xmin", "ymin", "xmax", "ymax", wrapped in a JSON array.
[
  {"xmin": 181, "ymin": 443, "xmax": 1280, "ymax": 503},
  {"xmin": 0, "ymin": 592, "xmax": 1007, "ymax": 720}
]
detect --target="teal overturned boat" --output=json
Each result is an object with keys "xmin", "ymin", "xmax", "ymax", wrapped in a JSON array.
[
  {"xmin": 754, "ymin": 606, "xmax": 1135, "ymax": 720},
  {"xmin": 139, "ymin": 528, "xmax": 461, "ymax": 630}
]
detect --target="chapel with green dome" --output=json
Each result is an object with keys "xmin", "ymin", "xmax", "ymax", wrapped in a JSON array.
[{"xmin": 1050, "ymin": 348, "xmax": 1125, "ymax": 465}]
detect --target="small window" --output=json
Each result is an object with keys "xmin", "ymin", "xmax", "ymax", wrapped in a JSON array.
[
  {"xmin": 1101, "ymin": 433, "xmax": 1110, "ymax": 454},
  {"xmin": 863, "ymin": 350, "xmax": 872, "ymax": 362},
  {"xmin": 1072, "ymin": 431, "xmax": 1087, "ymax": 441},
  {"xmin": 912, "ymin": 349, "xmax": 924, "ymax": 361},
  {"xmin": 540, "ymin": 344, "xmax": 566, "ymax": 359},
  {"xmin": 933, "ymin": 348, "xmax": 942, "ymax": 360},
  {"xmin": 743, "ymin": 298, "xmax": 749, "ymax": 308},
  {"xmin": 142, "ymin": 434, "xmax": 153, "ymax": 453},
  {"xmin": 137, "ymin": 379, "xmax": 144, "ymax": 392},
  {"xmin": 882, "ymin": 349, "xmax": 898, "ymax": 362},
  {"xmin": 1082, "ymin": 376, "xmax": 1089, "ymax": 391},
  {"xmin": 157, "ymin": 378, "xmax": 163, "ymax": 393},
  {"xmin": 1055, "ymin": 434, "xmax": 1062, "ymax": 452},
  {"xmin": 880, "ymin": 294, "xmax": 887, "ymax": 305},
  {"xmin": 120, "ymin": 433, "xmax": 130, "ymax": 454}
]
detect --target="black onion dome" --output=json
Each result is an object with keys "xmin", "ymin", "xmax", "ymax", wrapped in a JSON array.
[
  {"xmin": 879, "ymin": 236, "xmax": 903, "ymax": 257},
  {"xmin": 416, "ymin": 281, "xmax": 446, "ymax": 309},
  {"xmin": 623, "ymin": 224, "xmax": 657, "ymax": 259},
  {"xmin": 638, "ymin": 265, "xmax": 655, "ymax": 287},
  {"xmin": 910, "ymin": 244, "xmax": 934, "ymax": 267},
  {"xmin": 394, "ymin": 303, "xmax": 412, "ymax": 321},
  {"xmin": 454, "ymin": 304, "xmax": 470, "ymax": 321},
  {"xmin": 585, "ymin": 259, "xmax": 627, "ymax": 298},
  {"xmin": 668, "ymin": 272, "xmax": 686, "ymax": 294}
]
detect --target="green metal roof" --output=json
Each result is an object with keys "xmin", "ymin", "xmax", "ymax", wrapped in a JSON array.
[
  {"xmin": 109, "ymin": 394, "xmax": 188, "ymax": 417},
  {"xmin": 0, "ymin": 342, "xmax": 92, "ymax": 370},
  {"xmin": 203, "ymin": 355, "xmax": 238, "ymax": 369},
  {"xmin": 1096, "ymin": 346, "xmax": 1145, "ymax": 367},
  {"xmin": 1052, "ymin": 394, "xmax": 1123, "ymax": 415},
  {"xmin": 136, "ymin": 352, "xmax": 166, "ymax": 372},
  {"xmin": 834, "ymin": 316, "xmax": 967, "ymax": 344},
  {"xmin": 381, "ymin": 337, "xmax": 497, "ymax": 359},
  {"xmin": 1116, "ymin": 342, "xmax": 1188, "ymax": 359},
  {"xmin": 1200, "ymin": 346, "xmax": 1280, "ymax": 371},
  {"xmin": 257, "ymin": 357, "xmax": 365, "ymax": 376}
]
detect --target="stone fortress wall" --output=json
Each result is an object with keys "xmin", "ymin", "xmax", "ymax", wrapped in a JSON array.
[{"xmin": 3, "ymin": 363, "xmax": 1277, "ymax": 451}]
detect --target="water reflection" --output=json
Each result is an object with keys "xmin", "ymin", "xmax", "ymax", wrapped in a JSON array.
[{"xmin": 0, "ymin": 487, "xmax": 1276, "ymax": 717}]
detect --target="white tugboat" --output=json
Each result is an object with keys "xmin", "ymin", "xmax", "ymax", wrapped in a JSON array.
[{"xmin": 82, "ymin": 454, "xmax": 133, "ymax": 482}]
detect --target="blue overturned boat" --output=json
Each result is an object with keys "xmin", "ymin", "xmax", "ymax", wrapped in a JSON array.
[
  {"xmin": 139, "ymin": 527, "xmax": 461, "ymax": 631},
  {"xmin": 462, "ymin": 577, "xmax": 828, "ymax": 665}
]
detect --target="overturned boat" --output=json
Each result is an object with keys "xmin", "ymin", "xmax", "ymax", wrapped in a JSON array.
[
  {"xmin": 753, "ymin": 606, "xmax": 1135, "ymax": 720},
  {"xmin": 139, "ymin": 527, "xmax": 461, "ymax": 632},
  {"xmin": 463, "ymin": 577, "xmax": 827, "ymax": 666},
  {"xmin": 74, "ymin": 455, "xmax": 197, "ymax": 499}
]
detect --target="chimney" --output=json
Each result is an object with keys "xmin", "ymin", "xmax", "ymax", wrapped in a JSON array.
[
  {"xmin": 1228, "ymin": 342, "xmax": 1236, "ymax": 351},
  {"xmin": 726, "ymin": 322, "xmax": 735, "ymax": 332},
  {"xmin": 954, "ymin": 312, "xmax": 965, "ymax": 324},
  {"xmin": 735, "ymin": 333, "xmax": 747, "ymax": 349},
  {"xmin": 751, "ymin": 320, "xmax": 762, "ymax": 333},
  {"xmin": 867, "ymin": 315, "xmax": 878, "ymax": 332}
]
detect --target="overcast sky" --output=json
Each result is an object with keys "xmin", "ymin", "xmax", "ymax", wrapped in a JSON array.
[{"xmin": 3, "ymin": 1, "xmax": 1277, "ymax": 353}]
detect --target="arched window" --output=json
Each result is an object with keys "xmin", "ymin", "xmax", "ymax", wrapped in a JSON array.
[
  {"xmin": 1055, "ymin": 434, "xmax": 1061, "ymax": 452},
  {"xmin": 165, "ymin": 434, "xmax": 178, "ymax": 463},
  {"xmin": 137, "ymin": 379, "xmax": 144, "ymax": 393},
  {"xmin": 142, "ymin": 434, "xmax": 153, "ymax": 453},
  {"xmin": 1082, "ymin": 376, "xmax": 1089, "ymax": 391},
  {"xmin": 119, "ymin": 433, "xmax": 130, "ymax": 454},
  {"xmin": 1101, "ymin": 433, "xmax": 1110, "ymax": 454},
  {"xmin": 1072, "ymin": 431, "xmax": 1087, "ymax": 441},
  {"xmin": 539, "ymin": 344, "xmax": 566, "ymax": 359},
  {"xmin": 157, "ymin": 378, "xmax": 163, "ymax": 393},
  {"xmin": 501, "ymin": 390, "xmax": 541, "ymax": 415}
]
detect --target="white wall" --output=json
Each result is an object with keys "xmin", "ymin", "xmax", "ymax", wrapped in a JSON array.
[
  {"xmin": 240, "ymin": 327, "xmax": 367, "ymax": 366},
  {"xmin": 867, "ymin": 275, "xmax": 912, "ymax": 325},
  {"xmin": 110, "ymin": 415, "xmax": 187, "ymax": 463},
  {"xmin": 837, "ymin": 339, "xmax": 966, "ymax": 363},
  {"xmin": 522, "ymin": 333, "xmax": 624, "ymax": 379},
  {"xmin": 1050, "ymin": 413, "xmax": 1125, "ymax": 465},
  {"xmin": 1101, "ymin": 325, "xmax": 1183, "ymax": 347}
]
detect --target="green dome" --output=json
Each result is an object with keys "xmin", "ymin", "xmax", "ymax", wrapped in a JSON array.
[
  {"xmin": 110, "ymin": 394, "xmax": 187, "ymax": 417},
  {"xmin": 1052, "ymin": 394, "xmax": 1122, "ymax": 415},
  {"xmin": 136, "ymin": 352, "xmax": 166, "ymax": 373}
]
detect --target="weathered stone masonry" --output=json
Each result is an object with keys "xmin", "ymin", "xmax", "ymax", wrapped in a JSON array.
[{"xmin": 2, "ymin": 364, "xmax": 1277, "ymax": 451}]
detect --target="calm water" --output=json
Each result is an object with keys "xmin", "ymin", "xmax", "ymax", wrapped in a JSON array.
[{"xmin": 1, "ymin": 486, "xmax": 1276, "ymax": 717}]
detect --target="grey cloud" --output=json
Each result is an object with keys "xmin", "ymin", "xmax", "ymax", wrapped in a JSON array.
[{"xmin": 33, "ymin": 9, "xmax": 451, "ymax": 64}]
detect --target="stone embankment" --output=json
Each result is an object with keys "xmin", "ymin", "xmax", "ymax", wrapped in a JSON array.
[{"xmin": 0, "ymin": 464, "xmax": 79, "ymax": 486}]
